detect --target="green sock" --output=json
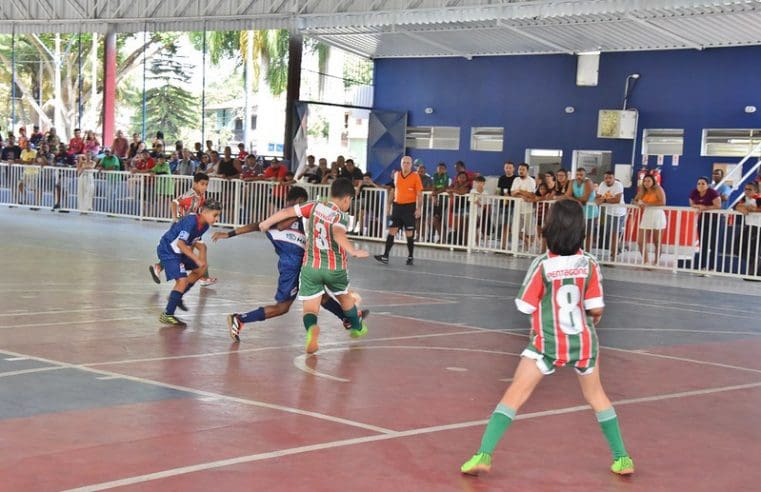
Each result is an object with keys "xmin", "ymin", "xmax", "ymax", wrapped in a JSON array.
[
  {"xmin": 343, "ymin": 305, "xmax": 361, "ymax": 331},
  {"xmin": 478, "ymin": 403, "xmax": 516, "ymax": 455},
  {"xmin": 303, "ymin": 313, "xmax": 318, "ymax": 331},
  {"xmin": 597, "ymin": 407, "xmax": 628, "ymax": 459}
]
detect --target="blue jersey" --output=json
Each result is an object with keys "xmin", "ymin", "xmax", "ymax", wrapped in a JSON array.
[
  {"xmin": 266, "ymin": 218, "xmax": 306, "ymax": 271},
  {"xmin": 157, "ymin": 214, "xmax": 209, "ymax": 260}
]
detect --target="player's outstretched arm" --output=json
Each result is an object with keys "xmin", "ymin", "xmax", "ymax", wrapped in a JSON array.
[
  {"xmin": 212, "ymin": 223, "xmax": 260, "ymax": 242},
  {"xmin": 260, "ymin": 208, "xmax": 297, "ymax": 232},
  {"xmin": 333, "ymin": 227, "xmax": 369, "ymax": 258}
]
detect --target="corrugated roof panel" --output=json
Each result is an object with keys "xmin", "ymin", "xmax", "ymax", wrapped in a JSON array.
[
  {"xmin": 415, "ymin": 27, "xmax": 555, "ymax": 56},
  {"xmin": 522, "ymin": 19, "xmax": 694, "ymax": 52},
  {"xmin": 651, "ymin": 10, "xmax": 761, "ymax": 46}
]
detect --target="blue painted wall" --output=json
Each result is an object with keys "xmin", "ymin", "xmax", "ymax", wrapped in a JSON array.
[{"xmin": 372, "ymin": 46, "xmax": 761, "ymax": 204}]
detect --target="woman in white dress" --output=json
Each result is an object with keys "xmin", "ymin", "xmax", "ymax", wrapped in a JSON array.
[
  {"xmin": 633, "ymin": 174, "xmax": 667, "ymax": 266},
  {"xmin": 77, "ymin": 153, "xmax": 96, "ymax": 212}
]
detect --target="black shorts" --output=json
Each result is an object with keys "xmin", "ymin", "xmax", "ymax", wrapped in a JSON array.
[{"xmin": 391, "ymin": 203, "xmax": 416, "ymax": 231}]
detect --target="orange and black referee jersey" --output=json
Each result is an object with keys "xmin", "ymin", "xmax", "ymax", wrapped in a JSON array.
[{"xmin": 394, "ymin": 171, "xmax": 423, "ymax": 205}]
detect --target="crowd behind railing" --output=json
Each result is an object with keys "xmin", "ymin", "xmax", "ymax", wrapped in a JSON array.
[{"xmin": 1, "ymin": 126, "xmax": 760, "ymax": 281}]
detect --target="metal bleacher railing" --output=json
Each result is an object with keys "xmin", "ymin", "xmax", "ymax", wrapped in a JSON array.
[{"xmin": 2, "ymin": 162, "xmax": 759, "ymax": 280}]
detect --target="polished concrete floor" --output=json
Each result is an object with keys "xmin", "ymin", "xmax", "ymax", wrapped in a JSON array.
[{"xmin": 1, "ymin": 207, "xmax": 760, "ymax": 491}]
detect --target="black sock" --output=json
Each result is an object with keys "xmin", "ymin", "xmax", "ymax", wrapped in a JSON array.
[
  {"xmin": 383, "ymin": 234, "xmax": 394, "ymax": 257},
  {"xmin": 407, "ymin": 236, "xmax": 415, "ymax": 258}
]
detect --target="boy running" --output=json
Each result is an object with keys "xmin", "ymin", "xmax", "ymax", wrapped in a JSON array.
[
  {"xmin": 211, "ymin": 187, "xmax": 369, "ymax": 342},
  {"xmin": 157, "ymin": 200, "xmax": 222, "ymax": 325},
  {"xmin": 149, "ymin": 172, "xmax": 217, "ymax": 286},
  {"xmin": 259, "ymin": 178, "xmax": 369, "ymax": 354},
  {"xmin": 460, "ymin": 199, "xmax": 634, "ymax": 477}
]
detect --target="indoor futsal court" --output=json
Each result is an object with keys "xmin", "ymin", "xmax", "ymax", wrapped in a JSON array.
[{"xmin": 1, "ymin": 207, "xmax": 760, "ymax": 491}]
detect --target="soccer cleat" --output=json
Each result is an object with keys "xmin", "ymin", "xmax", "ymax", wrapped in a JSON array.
[
  {"xmin": 610, "ymin": 456, "xmax": 635, "ymax": 476},
  {"xmin": 159, "ymin": 312, "xmax": 186, "ymax": 326},
  {"xmin": 305, "ymin": 325, "xmax": 320, "ymax": 354},
  {"xmin": 406, "ymin": 257, "xmax": 414, "ymax": 266},
  {"xmin": 343, "ymin": 308, "xmax": 371, "ymax": 330},
  {"xmin": 374, "ymin": 254, "xmax": 389, "ymax": 264},
  {"xmin": 199, "ymin": 277, "xmax": 218, "ymax": 287},
  {"xmin": 460, "ymin": 452, "xmax": 492, "ymax": 475},
  {"xmin": 227, "ymin": 313, "xmax": 243, "ymax": 342},
  {"xmin": 149, "ymin": 264, "xmax": 161, "ymax": 284},
  {"xmin": 349, "ymin": 321, "xmax": 368, "ymax": 338}
]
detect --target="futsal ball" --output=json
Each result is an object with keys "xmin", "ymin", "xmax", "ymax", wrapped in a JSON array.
[{"xmin": 350, "ymin": 292, "xmax": 363, "ymax": 306}]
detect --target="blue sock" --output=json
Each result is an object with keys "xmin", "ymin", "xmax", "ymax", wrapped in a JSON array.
[
  {"xmin": 165, "ymin": 290, "xmax": 182, "ymax": 315},
  {"xmin": 322, "ymin": 297, "xmax": 345, "ymax": 320},
  {"xmin": 240, "ymin": 307, "xmax": 266, "ymax": 323}
]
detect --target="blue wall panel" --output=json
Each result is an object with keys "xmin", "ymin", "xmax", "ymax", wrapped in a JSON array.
[{"xmin": 373, "ymin": 46, "xmax": 761, "ymax": 204}]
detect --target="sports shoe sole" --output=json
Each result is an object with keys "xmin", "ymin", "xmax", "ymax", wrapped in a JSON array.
[
  {"xmin": 227, "ymin": 314, "xmax": 241, "ymax": 342},
  {"xmin": 305, "ymin": 325, "xmax": 320, "ymax": 354},
  {"xmin": 374, "ymin": 255, "xmax": 388, "ymax": 264},
  {"xmin": 149, "ymin": 265, "xmax": 161, "ymax": 284},
  {"xmin": 611, "ymin": 467, "xmax": 634, "ymax": 476},
  {"xmin": 461, "ymin": 464, "xmax": 491, "ymax": 476}
]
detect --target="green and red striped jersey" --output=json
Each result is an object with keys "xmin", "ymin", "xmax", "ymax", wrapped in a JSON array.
[
  {"xmin": 295, "ymin": 200, "xmax": 352, "ymax": 271},
  {"xmin": 515, "ymin": 251, "xmax": 604, "ymax": 366}
]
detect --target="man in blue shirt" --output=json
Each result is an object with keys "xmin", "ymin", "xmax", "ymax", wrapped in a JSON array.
[
  {"xmin": 212, "ymin": 187, "xmax": 368, "ymax": 342},
  {"xmin": 712, "ymin": 168, "xmax": 732, "ymax": 209},
  {"xmin": 157, "ymin": 199, "xmax": 222, "ymax": 325}
]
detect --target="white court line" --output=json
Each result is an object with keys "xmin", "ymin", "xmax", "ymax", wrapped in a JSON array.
[
  {"xmin": 0, "ymin": 311, "xmax": 235, "ymax": 330},
  {"xmin": 0, "ymin": 366, "xmax": 65, "ymax": 378},
  {"xmin": 372, "ymin": 313, "xmax": 761, "ymax": 375},
  {"xmin": 63, "ymin": 380, "xmax": 761, "ymax": 492},
  {"xmin": 95, "ymin": 375, "xmax": 122, "ymax": 381},
  {"xmin": 83, "ymin": 328, "xmax": 485, "ymax": 367},
  {"xmin": 593, "ymin": 327, "xmax": 761, "ymax": 336},
  {"xmin": 293, "ymin": 345, "xmax": 521, "ymax": 383},
  {"xmin": 4, "ymin": 357, "xmax": 28, "ymax": 361},
  {"xmin": 0, "ymin": 348, "xmax": 394, "ymax": 436},
  {"xmin": 0, "ymin": 302, "xmax": 240, "ymax": 318}
]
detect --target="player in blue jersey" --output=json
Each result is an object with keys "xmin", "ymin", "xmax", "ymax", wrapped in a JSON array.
[
  {"xmin": 157, "ymin": 199, "xmax": 222, "ymax": 325},
  {"xmin": 212, "ymin": 187, "xmax": 368, "ymax": 342}
]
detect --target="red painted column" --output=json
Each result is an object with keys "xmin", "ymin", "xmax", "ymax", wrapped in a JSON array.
[{"xmin": 102, "ymin": 30, "xmax": 116, "ymax": 146}]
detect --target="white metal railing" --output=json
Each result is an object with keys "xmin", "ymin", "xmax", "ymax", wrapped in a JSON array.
[{"xmin": 2, "ymin": 162, "xmax": 759, "ymax": 280}]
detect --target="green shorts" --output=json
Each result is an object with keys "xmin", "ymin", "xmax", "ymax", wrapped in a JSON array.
[
  {"xmin": 298, "ymin": 266, "xmax": 350, "ymax": 300},
  {"xmin": 521, "ymin": 344, "xmax": 597, "ymax": 376}
]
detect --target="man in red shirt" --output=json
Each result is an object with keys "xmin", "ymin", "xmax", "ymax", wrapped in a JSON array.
[
  {"xmin": 455, "ymin": 160, "xmax": 478, "ymax": 187},
  {"xmin": 111, "ymin": 129, "xmax": 129, "ymax": 159},
  {"xmin": 262, "ymin": 158, "xmax": 288, "ymax": 181},
  {"xmin": 67, "ymin": 128, "xmax": 85, "ymax": 156},
  {"xmin": 237, "ymin": 143, "xmax": 248, "ymax": 162}
]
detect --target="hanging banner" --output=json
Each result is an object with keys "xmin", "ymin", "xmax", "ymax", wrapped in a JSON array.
[
  {"xmin": 672, "ymin": 155, "xmax": 680, "ymax": 167},
  {"xmin": 657, "ymin": 155, "xmax": 664, "ymax": 166},
  {"xmin": 641, "ymin": 154, "xmax": 648, "ymax": 166}
]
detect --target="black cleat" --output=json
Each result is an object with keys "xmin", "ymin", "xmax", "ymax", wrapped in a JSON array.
[
  {"xmin": 406, "ymin": 257, "xmax": 414, "ymax": 266},
  {"xmin": 374, "ymin": 255, "xmax": 389, "ymax": 264},
  {"xmin": 149, "ymin": 264, "xmax": 161, "ymax": 284}
]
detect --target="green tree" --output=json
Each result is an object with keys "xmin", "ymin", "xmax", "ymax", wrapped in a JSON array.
[
  {"xmin": 130, "ymin": 47, "xmax": 198, "ymax": 141},
  {"xmin": 187, "ymin": 29, "xmax": 289, "ymax": 96},
  {"xmin": 0, "ymin": 32, "xmax": 175, "ymax": 139}
]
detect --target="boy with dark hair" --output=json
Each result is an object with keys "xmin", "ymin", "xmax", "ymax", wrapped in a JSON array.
[
  {"xmin": 461, "ymin": 199, "xmax": 633, "ymax": 477},
  {"xmin": 212, "ymin": 186, "xmax": 368, "ymax": 341},
  {"xmin": 150, "ymin": 173, "xmax": 213, "ymax": 283},
  {"xmin": 259, "ymin": 178, "xmax": 369, "ymax": 354},
  {"xmin": 158, "ymin": 200, "xmax": 222, "ymax": 325}
]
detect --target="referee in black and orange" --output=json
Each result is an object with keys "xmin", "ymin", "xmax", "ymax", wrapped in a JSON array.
[{"xmin": 375, "ymin": 155, "xmax": 424, "ymax": 265}]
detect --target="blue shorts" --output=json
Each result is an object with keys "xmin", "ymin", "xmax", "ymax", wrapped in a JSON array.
[
  {"xmin": 161, "ymin": 254, "xmax": 199, "ymax": 281},
  {"xmin": 275, "ymin": 265, "xmax": 300, "ymax": 303}
]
